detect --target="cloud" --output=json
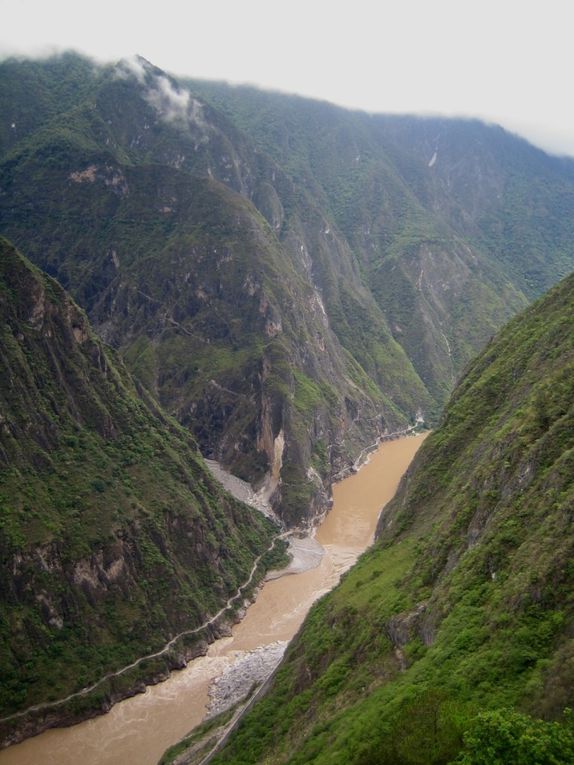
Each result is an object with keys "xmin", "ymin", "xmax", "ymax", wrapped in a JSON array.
[
  {"xmin": 146, "ymin": 74, "xmax": 191, "ymax": 123},
  {"xmin": 3, "ymin": 0, "xmax": 574, "ymax": 157},
  {"xmin": 116, "ymin": 55, "xmax": 206, "ymax": 129},
  {"xmin": 116, "ymin": 55, "xmax": 147, "ymax": 84}
]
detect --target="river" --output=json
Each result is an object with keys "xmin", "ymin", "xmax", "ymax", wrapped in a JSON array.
[{"xmin": 0, "ymin": 433, "xmax": 427, "ymax": 765}]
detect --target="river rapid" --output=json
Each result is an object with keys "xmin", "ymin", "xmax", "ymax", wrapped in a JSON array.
[{"xmin": 0, "ymin": 433, "xmax": 427, "ymax": 765}]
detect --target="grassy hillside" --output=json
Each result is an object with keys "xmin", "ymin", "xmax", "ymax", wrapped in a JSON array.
[
  {"xmin": 0, "ymin": 238, "xmax": 280, "ymax": 742},
  {"xmin": 204, "ymin": 270, "xmax": 574, "ymax": 764}
]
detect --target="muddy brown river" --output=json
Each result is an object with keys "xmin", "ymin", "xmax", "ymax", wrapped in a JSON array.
[{"xmin": 0, "ymin": 433, "xmax": 427, "ymax": 765}]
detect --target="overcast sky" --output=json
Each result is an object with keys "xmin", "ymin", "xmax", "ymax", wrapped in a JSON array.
[{"xmin": 2, "ymin": 0, "xmax": 574, "ymax": 156}]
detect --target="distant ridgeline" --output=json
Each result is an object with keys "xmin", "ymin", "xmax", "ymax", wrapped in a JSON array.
[
  {"xmin": 0, "ymin": 238, "xmax": 281, "ymax": 743},
  {"xmin": 199, "ymin": 268, "xmax": 574, "ymax": 763},
  {"xmin": 2, "ymin": 53, "xmax": 574, "ymax": 526}
]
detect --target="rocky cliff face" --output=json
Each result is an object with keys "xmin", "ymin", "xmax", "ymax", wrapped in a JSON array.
[
  {"xmin": 0, "ymin": 55, "xmax": 425, "ymax": 526},
  {"xmin": 204, "ymin": 271, "xmax": 574, "ymax": 764},
  {"xmin": 0, "ymin": 238, "xmax": 279, "ymax": 743},
  {"xmin": 188, "ymin": 83, "xmax": 574, "ymax": 400},
  {"xmin": 2, "ymin": 54, "xmax": 574, "ymax": 529}
]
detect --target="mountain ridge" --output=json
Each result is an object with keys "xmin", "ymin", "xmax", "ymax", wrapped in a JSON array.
[
  {"xmin": 2, "ymin": 52, "xmax": 574, "ymax": 759},
  {"xmin": 0, "ymin": 237, "xmax": 282, "ymax": 745},
  {"xmin": 2, "ymin": 50, "xmax": 574, "ymax": 522},
  {"xmin": 197, "ymin": 268, "xmax": 574, "ymax": 764}
]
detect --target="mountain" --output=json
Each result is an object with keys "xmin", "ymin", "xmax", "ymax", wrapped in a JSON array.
[
  {"xmin": 0, "ymin": 238, "xmax": 280, "ymax": 744},
  {"xmin": 197, "ymin": 269, "xmax": 574, "ymax": 764},
  {"xmin": 0, "ymin": 54, "xmax": 428, "ymax": 527},
  {"xmin": 186, "ymin": 79, "xmax": 574, "ymax": 393},
  {"xmin": 3, "ymin": 53, "xmax": 574, "ymax": 526}
]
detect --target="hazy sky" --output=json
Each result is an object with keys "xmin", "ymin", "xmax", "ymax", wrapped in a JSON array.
[{"xmin": 2, "ymin": 0, "xmax": 574, "ymax": 156}]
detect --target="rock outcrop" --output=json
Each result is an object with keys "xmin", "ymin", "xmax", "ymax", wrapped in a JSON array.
[{"xmin": 0, "ymin": 238, "xmax": 278, "ymax": 744}]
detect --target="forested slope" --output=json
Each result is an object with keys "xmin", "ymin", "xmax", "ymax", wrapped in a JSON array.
[
  {"xmin": 205, "ymin": 270, "xmax": 574, "ymax": 764},
  {"xmin": 0, "ymin": 238, "xmax": 279, "ymax": 744},
  {"xmin": 3, "ymin": 53, "xmax": 574, "ymax": 526}
]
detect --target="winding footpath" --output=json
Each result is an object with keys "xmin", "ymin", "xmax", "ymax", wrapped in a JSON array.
[{"xmin": 0, "ymin": 532, "xmax": 290, "ymax": 727}]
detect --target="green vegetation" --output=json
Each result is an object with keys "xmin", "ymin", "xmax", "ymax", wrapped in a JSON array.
[
  {"xmin": 3, "ymin": 54, "xmax": 574, "ymax": 756},
  {"xmin": 187, "ymin": 80, "xmax": 574, "ymax": 402},
  {"xmin": 456, "ymin": 709, "xmax": 574, "ymax": 764},
  {"xmin": 159, "ymin": 705, "xmax": 246, "ymax": 765},
  {"xmin": 5, "ymin": 52, "xmax": 574, "ymax": 534},
  {"xmin": 0, "ymin": 54, "xmax": 416, "ymax": 524},
  {"xmin": 0, "ymin": 239, "xmax": 278, "ymax": 736},
  {"xmin": 207, "ymin": 271, "xmax": 574, "ymax": 763}
]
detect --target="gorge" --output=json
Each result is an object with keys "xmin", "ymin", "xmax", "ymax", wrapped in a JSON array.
[
  {"xmin": 0, "ymin": 435, "xmax": 427, "ymax": 764},
  {"xmin": 1, "ymin": 49, "xmax": 574, "ymax": 764}
]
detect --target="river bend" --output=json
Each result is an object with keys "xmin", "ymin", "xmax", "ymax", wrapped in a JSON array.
[{"xmin": 0, "ymin": 433, "xmax": 427, "ymax": 765}]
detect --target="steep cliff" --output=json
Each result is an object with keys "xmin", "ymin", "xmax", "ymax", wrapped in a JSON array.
[
  {"xmin": 204, "ymin": 270, "xmax": 574, "ymax": 764},
  {"xmin": 0, "ymin": 54, "xmax": 431, "ymax": 526},
  {"xmin": 0, "ymin": 238, "xmax": 279, "ymax": 743},
  {"xmin": 186, "ymin": 81, "xmax": 574, "ymax": 400},
  {"xmin": 4, "ymin": 54, "xmax": 574, "ymax": 528}
]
